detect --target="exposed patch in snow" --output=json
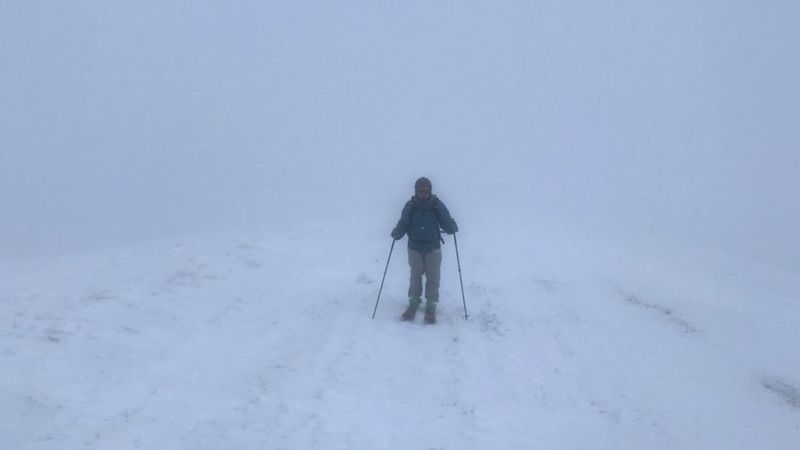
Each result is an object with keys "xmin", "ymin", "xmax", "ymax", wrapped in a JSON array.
[
  {"xmin": 762, "ymin": 378, "xmax": 800, "ymax": 409},
  {"xmin": 617, "ymin": 289, "xmax": 700, "ymax": 334}
]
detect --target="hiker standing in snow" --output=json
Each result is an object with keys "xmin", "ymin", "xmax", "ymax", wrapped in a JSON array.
[{"xmin": 391, "ymin": 177, "xmax": 458, "ymax": 323}]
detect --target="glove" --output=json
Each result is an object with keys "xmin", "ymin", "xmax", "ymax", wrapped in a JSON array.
[
  {"xmin": 391, "ymin": 230, "xmax": 403, "ymax": 240},
  {"xmin": 446, "ymin": 221, "xmax": 459, "ymax": 234}
]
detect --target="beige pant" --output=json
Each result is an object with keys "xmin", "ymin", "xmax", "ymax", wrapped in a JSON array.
[{"xmin": 408, "ymin": 248, "xmax": 442, "ymax": 303}]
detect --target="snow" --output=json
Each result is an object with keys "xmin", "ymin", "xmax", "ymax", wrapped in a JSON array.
[
  {"xmin": 2, "ymin": 220, "xmax": 799, "ymax": 449},
  {"xmin": 2, "ymin": 1, "xmax": 799, "ymax": 448}
]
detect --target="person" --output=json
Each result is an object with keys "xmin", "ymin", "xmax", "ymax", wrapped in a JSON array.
[{"xmin": 391, "ymin": 177, "xmax": 458, "ymax": 323}]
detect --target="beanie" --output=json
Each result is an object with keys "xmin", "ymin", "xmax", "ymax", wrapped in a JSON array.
[{"xmin": 414, "ymin": 177, "xmax": 432, "ymax": 191}]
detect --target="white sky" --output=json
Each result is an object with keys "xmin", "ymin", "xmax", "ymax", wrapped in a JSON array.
[{"xmin": 1, "ymin": 1, "xmax": 798, "ymax": 269}]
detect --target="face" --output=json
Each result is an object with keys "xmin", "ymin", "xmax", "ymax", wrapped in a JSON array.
[{"xmin": 415, "ymin": 185, "xmax": 431, "ymax": 200}]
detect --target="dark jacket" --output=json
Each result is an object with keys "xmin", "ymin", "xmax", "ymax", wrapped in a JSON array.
[{"xmin": 392, "ymin": 194, "xmax": 458, "ymax": 253}]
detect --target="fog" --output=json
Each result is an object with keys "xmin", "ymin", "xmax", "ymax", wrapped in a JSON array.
[{"xmin": 2, "ymin": 1, "xmax": 798, "ymax": 270}]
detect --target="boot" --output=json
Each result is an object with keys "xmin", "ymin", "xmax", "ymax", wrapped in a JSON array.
[
  {"xmin": 424, "ymin": 301, "xmax": 437, "ymax": 324},
  {"xmin": 401, "ymin": 297, "xmax": 421, "ymax": 320}
]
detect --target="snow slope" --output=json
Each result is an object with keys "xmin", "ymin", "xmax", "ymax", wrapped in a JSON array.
[
  {"xmin": 3, "ymin": 3, "xmax": 799, "ymax": 448},
  {"xmin": 2, "ymin": 221, "xmax": 798, "ymax": 449}
]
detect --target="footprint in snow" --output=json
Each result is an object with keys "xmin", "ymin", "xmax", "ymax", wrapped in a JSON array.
[
  {"xmin": 356, "ymin": 273, "xmax": 374, "ymax": 285},
  {"xmin": 532, "ymin": 277, "xmax": 570, "ymax": 295}
]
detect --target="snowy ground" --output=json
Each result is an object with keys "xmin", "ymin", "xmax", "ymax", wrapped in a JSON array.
[{"xmin": 2, "ymin": 221, "xmax": 799, "ymax": 449}]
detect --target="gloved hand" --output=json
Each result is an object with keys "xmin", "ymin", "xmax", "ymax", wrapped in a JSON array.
[
  {"xmin": 391, "ymin": 230, "xmax": 403, "ymax": 240},
  {"xmin": 446, "ymin": 221, "xmax": 459, "ymax": 234}
]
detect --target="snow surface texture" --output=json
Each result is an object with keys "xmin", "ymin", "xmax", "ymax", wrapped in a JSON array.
[{"xmin": 2, "ymin": 222, "xmax": 799, "ymax": 449}]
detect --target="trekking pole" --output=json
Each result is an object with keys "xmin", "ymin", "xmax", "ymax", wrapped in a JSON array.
[
  {"xmin": 372, "ymin": 239, "xmax": 396, "ymax": 319},
  {"xmin": 453, "ymin": 233, "xmax": 469, "ymax": 320}
]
